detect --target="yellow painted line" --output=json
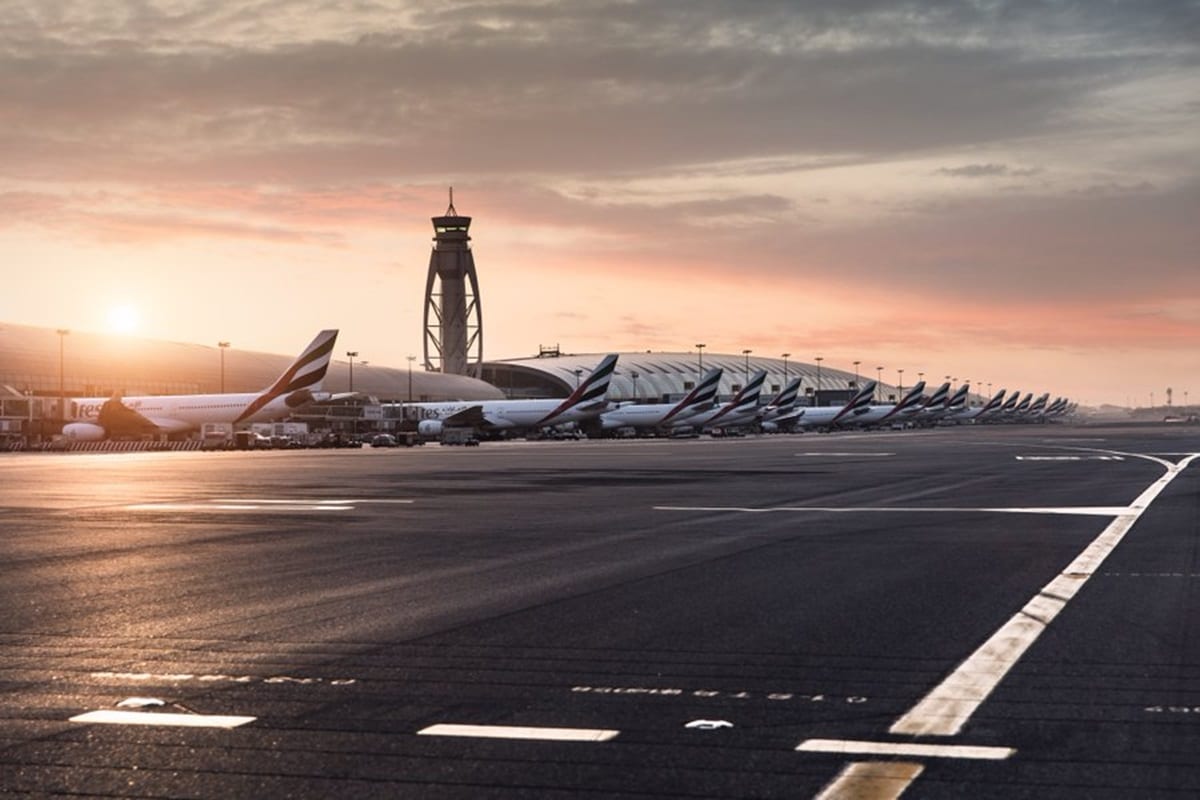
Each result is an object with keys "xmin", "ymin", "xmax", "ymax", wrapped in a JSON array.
[
  {"xmin": 418, "ymin": 723, "xmax": 618, "ymax": 742},
  {"xmin": 70, "ymin": 710, "xmax": 255, "ymax": 728},
  {"xmin": 814, "ymin": 761, "xmax": 925, "ymax": 800}
]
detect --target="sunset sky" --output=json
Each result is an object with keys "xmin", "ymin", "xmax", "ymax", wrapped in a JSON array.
[{"xmin": 2, "ymin": 1, "xmax": 1197, "ymax": 407}]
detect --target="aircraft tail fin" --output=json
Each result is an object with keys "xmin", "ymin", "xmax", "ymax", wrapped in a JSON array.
[
  {"xmin": 535, "ymin": 354, "xmax": 620, "ymax": 425},
  {"xmin": 235, "ymin": 329, "xmax": 339, "ymax": 423},
  {"xmin": 830, "ymin": 379, "xmax": 878, "ymax": 425},
  {"xmin": 663, "ymin": 367, "xmax": 724, "ymax": 423},
  {"xmin": 767, "ymin": 376, "xmax": 803, "ymax": 411}
]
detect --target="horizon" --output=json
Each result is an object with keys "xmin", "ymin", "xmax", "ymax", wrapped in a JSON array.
[{"xmin": 2, "ymin": 2, "xmax": 1196, "ymax": 408}]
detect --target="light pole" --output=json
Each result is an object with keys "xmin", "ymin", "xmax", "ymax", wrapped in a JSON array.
[
  {"xmin": 781, "ymin": 353, "xmax": 790, "ymax": 384},
  {"xmin": 407, "ymin": 355, "xmax": 415, "ymax": 402},
  {"xmin": 876, "ymin": 365, "xmax": 883, "ymax": 403},
  {"xmin": 742, "ymin": 349, "xmax": 752, "ymax": 385},
  {"xmin": 815, "ymin": 356, "xmax": 823, "ymax": 406},
  {"xmin": 55, "ymin": 328, "xmax": 69, "ymax": 421},
  {"xmin": 346, "ymin": 351, "xmax": 358, "ymax": 392},
  {"xmin": 853, "ymin": 360, "xmax": 860, "ymax": 389},
  {"xmin": 695, "ymin": 343, "xmax": 706, "ymax": 376},
  {"xmin": 218, "ymin": 341, "xmax": 230, "ymax": 393},
  {"xmin": 573, "ymin": 368, "xmax": 583, "ymax": 388},
  {"xmin": 898, "ymin": 369, "xmax": 904, "ymax": 399},
  {"xmin": 630, "ymin": 370, "xmax": 640, "ymax": 401}
]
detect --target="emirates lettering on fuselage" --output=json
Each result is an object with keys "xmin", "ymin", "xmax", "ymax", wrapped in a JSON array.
[{"xmin": 74, "ymin": 399, "xmax": 145, "ymax": 420}]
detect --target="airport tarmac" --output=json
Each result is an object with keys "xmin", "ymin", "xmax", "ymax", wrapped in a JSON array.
[{"xmin": 1, "ymin": 424, "xmax": 1198, "ymax": 798}]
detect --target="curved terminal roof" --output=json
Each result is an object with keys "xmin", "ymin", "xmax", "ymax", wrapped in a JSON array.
[
  {"xmin": 0, "ymin": 322, "xmax": 503, "ymax": 402},
  {"xmin": 480, "ymin": 352, "xmax": 900, "ymax": 404}
]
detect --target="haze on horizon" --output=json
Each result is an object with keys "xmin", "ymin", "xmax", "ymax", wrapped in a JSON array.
[{"xmin": 1, "ymin": 0, "xmax": 1196, "ymax": 408}]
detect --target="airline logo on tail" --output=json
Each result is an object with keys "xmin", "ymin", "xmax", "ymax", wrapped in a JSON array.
[
  {"xmin": 946, "ymin": 384, "xmax": 970, "ymax": 412},
  {"xmin": 535, "ymin": 354, "xmax": 620, "ymax": 426},
  {"xmin": 922, "ymin": 382, "xmax": 951, "ymax": 412},
  {"xmin": 707, "ymin": 370, "xmax": 768, "ymax": 426},
  {"xmin": 978, "ymin": 388, "xmax": 1007, "ymax": 416},
  {"xmin": 235, "ymin": 329, "xmax": 339, "ymax": 423},
  {"xmin": 879, "ymin": 380, "xmax": 927, "ymax": 422},
  {"xmin": 663, "ymin": 367, "xmax": 724, "ymax": 424},
  {"xmin": 830, "ymin": 380, "xmax": 878, "ymax": 426},
  {"xmin": 766, "ymin": 377, "xmax": 802, "ymax": 411}
]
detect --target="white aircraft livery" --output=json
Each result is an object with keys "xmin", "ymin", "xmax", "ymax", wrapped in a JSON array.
[
  {"xmin": 62, "ymin": 329, "xmax": 339, "ymax": 441},
  {"xmin": 410, "ymin": 354, "xmax": 620, "ymax": 436},
  {"xmin": 599, "ymin": 367, "xmax": 724, "ymax": 431}
]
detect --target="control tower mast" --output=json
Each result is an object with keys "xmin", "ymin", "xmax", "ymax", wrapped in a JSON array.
[{"xmin": 423, "ymin": 189, "xmax": 482, "ymax": 375}]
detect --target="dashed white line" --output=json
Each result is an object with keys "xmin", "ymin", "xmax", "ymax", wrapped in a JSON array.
[
  {"xmin": 814, "ymin": 761, "xmax": 925, "ymax": 800},
  {"xmin": 418, "ymin": 723, "xmax": 619, "ymax": 742},
  {"xmin": 797, "ymin": 452, "xmax": 896, "ymax": 457},
  {"xmin": 799, "ymin": 739, "xmax": 1014, "ymax": 760},
  {"xmin": 70, "ymin": 710, "xmax": 256, "ymax": 728}
]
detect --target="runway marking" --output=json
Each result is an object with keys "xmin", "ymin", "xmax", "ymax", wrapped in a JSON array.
[
  {"xmin": 89, "ymin": 671, "xmax": 357, "ymax": 686},
  {"xmin": 571, "ymin": 685, "xmax": 867, "ymax": 704},
  {"xmin": 1016, "ymin": 455, "xmax": 1123, "ymax": 461},
  {"xmin": 799, "ymin": 739, "xmax": 1014, "ymax": 760},
  {"xmin": 417, "ymin": 723, "xmax": 619, "ymax": 742},
  {"xmin": 654, "ymin": 505, "xmax": 1128, "ymax": 516},
  {"xmin": 814, "ymin": 761, "xmax": 924, "ymax": 800},
  {"xmin": 890, "ymin": 452, "xmax": 1200, "ymax": 737},
  {"xmin": 797, "ymin": 452, "xmax": 895, "ymax": 457},
  {"xmin": 125, "ymin": 497, "xmax": 413, "ymax": 512},
  {"xmin": 70, "ymin": 710, "xmax": 256, "ymax": 728}
]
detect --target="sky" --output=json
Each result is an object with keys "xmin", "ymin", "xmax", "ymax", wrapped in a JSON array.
[{"xmin": 1, "ymin": 0, "xmax": 1197, "ymax": 408}]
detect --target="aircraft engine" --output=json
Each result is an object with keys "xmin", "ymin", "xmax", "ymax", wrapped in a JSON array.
[
  {"xmin": 61, "ymin": 423, "xmax": 107, "ymax": 442},
  {"xmin": 417, "ymin": 420, "xmax": 443, "ymax": 437}
]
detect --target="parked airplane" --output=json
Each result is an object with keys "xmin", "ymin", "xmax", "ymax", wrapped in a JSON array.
[
  {"xmin": 410, "ymin": 354, "xmax": 620, "ymax": 437},
  {"xmin": 949, "ymin": 388, "xmax": 1008, "ymax": 422},
  {"xmin": 62, "ymin": 329, "xmax": 340, "ymax": 441},
  {"xmin": 1012, "ymin": 392, "xmax": 1034, "ymax": 415},
  {"xmin": 760, "ymin": 377, "xmax": 804, "ymax": 431},
  {"xmin": 840, "ymin": 381, "xmax": 928, "ymax": 428},
  {"xmin": 998, "ymin": 391, "xmax": 1022, "ymax": 415},
  {"xmin": 599, "ymin": 367, "xmax": 724, "ymax": 432},
  {"xmin": 794, "ymin": 380, "xmax": 879, "ymax": 429},
  {"xmin": 673, "ymin": 369, "xmax": 768, "ymax": 431}
]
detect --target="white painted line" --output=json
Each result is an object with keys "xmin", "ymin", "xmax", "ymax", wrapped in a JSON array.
[
  {"xmin": 890, "ymin": 454, "xmax": 1200, "ymax": 737},
  {"xmin": 798, "ymin": 738, "xmax": 1014, "ymax": 760},
  {"xmin": 1016, "ymin": 455, "xmax": 1123, "ymax": 461},
  {"xmin": 70, "ymin": 710, "xmax": 256, "ymax": 728},
  {"xmin": 417, "ymin": 723, "xmax": 619, "ymax": 742},
  {"xmin": 210, "ymin": 498, "xmax": 414, "ymax": 504},
  {"xmin": 654, "ymin": 505, "xmax": 1127, "ymax": 516},
  {"xmin": 126, "ymin": 503, "xmax": 353, "ymax": 512},
  {"xmin": 797, "ymin": 452, "xmax": 895, "ymax": 457},
  {"xmin": 814, "ymin": 761, "xmax": 925, "ymax": 800}
]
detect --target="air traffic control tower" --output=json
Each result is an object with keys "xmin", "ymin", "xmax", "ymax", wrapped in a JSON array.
[{"xmin": 423, "ymin": 190, "xmax": 482, "ymax": 375}]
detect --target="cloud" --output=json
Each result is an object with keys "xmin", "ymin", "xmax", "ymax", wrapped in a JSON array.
[{"xmin": 934, "ymin": 163, "xmax": 1042, "ymax": 178}]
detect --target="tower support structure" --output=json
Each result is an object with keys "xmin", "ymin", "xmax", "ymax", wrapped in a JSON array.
[{"xmin": 423, "ymin": 191, "xmax": 482, "ymax": 375}]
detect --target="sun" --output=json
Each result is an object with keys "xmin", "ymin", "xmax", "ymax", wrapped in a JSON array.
[{"xmin": 106, "ymin": 305, "xmax": 141, "ymax": 334}]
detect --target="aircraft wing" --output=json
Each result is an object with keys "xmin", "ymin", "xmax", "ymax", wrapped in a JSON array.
[
  {"xmin": 97, "ymin": 394, "xmax": 164, "ymax": 436},
  {"xmin": 440, "ymin": 405, "xmax": 488, "ymax": 428}
]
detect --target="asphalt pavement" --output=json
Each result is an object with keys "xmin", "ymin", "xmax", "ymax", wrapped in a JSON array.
[{"xmin": 1, "ymin": 423, "xmax": 1198, "ymax": 798}]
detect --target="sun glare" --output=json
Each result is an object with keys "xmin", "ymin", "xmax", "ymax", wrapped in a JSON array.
[{"xmin": 106, "ymin": 305, "xmax": 140, "ymax": 334}]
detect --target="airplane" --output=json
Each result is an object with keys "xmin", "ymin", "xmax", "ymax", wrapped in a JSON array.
[
  {"xmin": 998, "ymin": 391, "xmax": 1022, "ymax": 415},
  {"xmin": 919, "ymin": 382, "xmax": 952, "ymax": 414},
  {"xmin": 837, "ymin": 380, "xmax": 928, "ymax": 428},
  {"xmin": 409, "ymin": 354, "xmax": 620, "ymax": 438},
  {"xmin": 1012, "ymin": 392, "xmax": 1035, "ymax": 415},
  {"xmin": 948, "ymin": 388, "xmax": 1008, "ymax": 422},
  {"xmin": 794, "ymin": 380, "xmax": 879, "ymax": 430},
  {"xmin": 759, "ymin": 377, "xmax": 805, "ymax": 431},
  {"xmin": 61, "ymin": 329, "xmax": 340, "ymax": 441},
  {"xmin": 1026, "ymin": 392, "xmax": 1050, "ymax": 416},
  {"xmin": 671, "ymin": 369, "xmax": 768, "ymax": 432},
  {"xmin": 599, "ymin": 367, "xmax": 724, "ymax": 432}
]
